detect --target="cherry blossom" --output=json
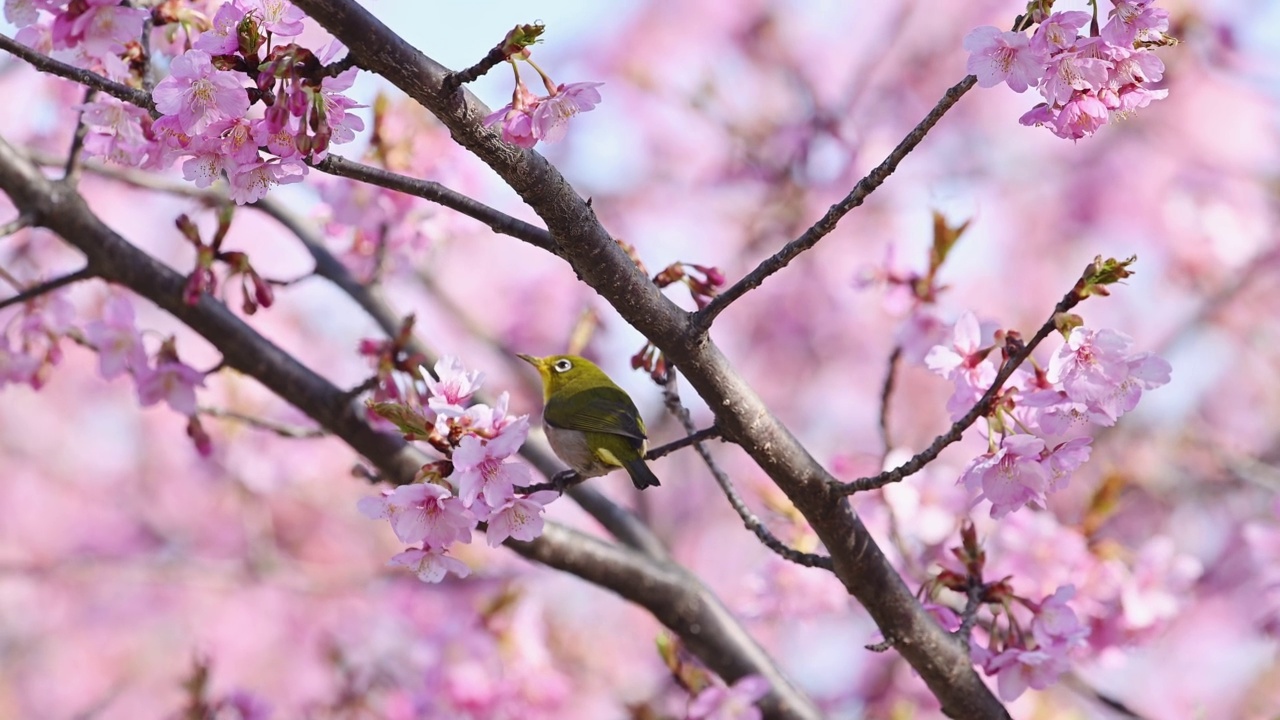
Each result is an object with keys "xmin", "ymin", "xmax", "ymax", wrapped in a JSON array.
[
  {"xmin": 153, "ymin": 49, "xmax": 251, "ymax": 136},
  {"xmin": 483, "ymin": 491, "xmax": 556, "ymax": 546},
  {"xmin": 530, "ymin": 81, "xmax": 603, "ymax": 142},
  {"xmin": 963, "ymin": 26, "xmax": 1044, "ymax": 93},
  {"xmin": 136, "ymin": 357, "xmax": 206, "ymax": 415},
  {"xmin": 388, "ymin": 546, "xmax": 470, "ymax": 584},
  {"xmin": 960, "ymin": 434, "xmax": 1049, "ymax": 518},
  {"xmin": 357, "ymin": 482, "xmax": 475, "ymax": 548},
  {"xmin": 422, "ymin": 355, "xmax": 484, "ymax": 416},
  {"xmin": 451, "ymin": 424, "xmax": 532, "ymax": 508},
  {"xmin": 83, "ymin": 294, "xmax": 147, "ymax": 380}
]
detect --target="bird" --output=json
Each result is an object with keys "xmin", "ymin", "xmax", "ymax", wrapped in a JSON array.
[{"xmin": 517, "ymin": 353, "xmax": 661, "ymax": 490}]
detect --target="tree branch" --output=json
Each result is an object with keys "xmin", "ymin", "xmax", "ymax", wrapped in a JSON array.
[
  {"xmin": 692, "ymin": 75, "xmax": 978, "ymax": 329},
  {"xmin": 311, "ymin": 155, "xmax": 556, "ymax": 253},
  {"xmin": 0, "ymin": 135, "xmax": 819, "ymax": 720},
  {"xmin": 289, "ymin": 1, "xmax": 1008, "ymax": 715},
  {"xmin": 0, "ymin": 266, "xmax": 95, "ymax": 311},
  {"xmin": 834, "ymin": 288, "xmax": 1081, "ymax": 496},
  {"xmin": 198, "ymin": 406, "xmax": 328, "ymax": 439},
  {"xmin": 0, "ymin": 34, "xmax": 154, "ymax": 111}
]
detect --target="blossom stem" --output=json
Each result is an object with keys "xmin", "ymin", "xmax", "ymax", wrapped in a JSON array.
[{"xmin": 524, "ymin": 57, "xmax": 559, "ymax": 95}]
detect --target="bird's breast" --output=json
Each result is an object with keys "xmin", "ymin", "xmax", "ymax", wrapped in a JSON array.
[{"xmin": 544, "ymin": 423, "xmax": 610, "ymax": 477}]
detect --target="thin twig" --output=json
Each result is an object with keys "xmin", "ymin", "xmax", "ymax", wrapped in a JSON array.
[
  {"xmin": 63, "ymin": 87, "xmax": 95, "ymax": 184},
  {"xmin": 647, "ymin": 425, "xmax": 721, "ymax": 460},
  {"xmin": 0, "ymin": 213, "xmax": 31, "ymax": 237},
  {"xmin": 834, "ymin": 286, "xmax": 1080, "ymax": 496},
  {"xmin": 878, "ymin": 344, "xmax": 902, "ymax": 462},
  {"xmin": 662, "ymin": 373, "xmax": 833, "ymax": 570},
  {"xmin": 442, "ymin": 44, "xmax": 507, "ymax": 93},
  {"xmin": 0, "ymin": 266, "xmax": 94, "ymax": 311},
  {"xmin": 693, "ymin": 75, "xmax": 978, "ymax": 330},
  {"xmin": 0, "ymin": 34, "xmax": 155, "ymax": 111},
  {"xmin": 311, "ymin": 155, "xmax": 556, "ymax": 253},
  {"xmin": 321, "ymin": 54, "xmax": 360, "ymax": 78},
  {"xmin": 199, "ymin": 406, "xmax": 328, "ymax": 439}
]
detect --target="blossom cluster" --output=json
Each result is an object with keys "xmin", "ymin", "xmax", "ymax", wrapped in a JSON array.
[
  {"xmin": 484, "ymin": 80, "xmax": 603, "ymax": 149},
  {"xmin": 965, "ymin": 1, "xmax": 1172, "ymax": 140},
  {"xmin": 481, "ymin": 24, "xmax": 603, "ymax": 148},
  {"xmin": 9, "ymin": 0, "xmax": 364, "ymax": 204},
  {"xmin": 926, "ymin": 313, "xmax": 1170, "ymax": 518},
  {"xmin": 1, "ymin": 288, "xmax": 210, "ymax": 446},
  {"xmin": 972, "ymin": 585, "xmax": 1091, "ymax": 700},
  {"xmin": 358, "ymin": 356, "xmax": 555, "ymax": 584}
]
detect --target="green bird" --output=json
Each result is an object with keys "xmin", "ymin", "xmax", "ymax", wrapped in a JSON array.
[{"xmin": 517, "ymin": 353, "xmax": 661, "ymax": 490}]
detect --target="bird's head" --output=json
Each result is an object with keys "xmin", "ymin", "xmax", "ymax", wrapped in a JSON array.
[{"xmin": 516, "ymin": 354, "xmax": 609, "ymax": 401}]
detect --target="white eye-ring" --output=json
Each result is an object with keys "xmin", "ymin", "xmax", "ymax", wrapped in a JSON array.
[{"xmin": 553, "ymin": 358, "xmax": 573, "ymax": 373}]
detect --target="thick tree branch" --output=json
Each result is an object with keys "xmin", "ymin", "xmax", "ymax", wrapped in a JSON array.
[
  {"xmin": 290, "ymin": 1, "xmax": 1007, "ymax": 716},
  {"xmin": 693, "ymin": 75, "xmax": 977, "ymax": 329},
  {"xmin": 0, "ymin": 135, "xmax": 818, "ymax": 720}
]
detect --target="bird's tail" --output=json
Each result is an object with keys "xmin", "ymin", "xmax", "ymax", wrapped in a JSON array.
[{"xmin": 624, "ymin": 458, "xmax": 661, "ymax": 490}]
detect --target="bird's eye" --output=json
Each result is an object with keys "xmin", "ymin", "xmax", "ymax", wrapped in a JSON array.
[{"xmin": 553, "ymin": 359, "xmax": 573, "ymax": 373}]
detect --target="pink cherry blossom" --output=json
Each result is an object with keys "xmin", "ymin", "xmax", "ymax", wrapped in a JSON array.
[
  {"xmin": 153, "ymin": 49, "xmax": 251, "ymax": 135},
  {"xmin": 960, "ymin": 434, "xmax": 1049, "ymax": 518},
  {"xmin": 67, "ymin": 1, "xmax": 147, "ymax": 58},
  {"xmin": 422, "ymin": 355, "xmax": 484, "ymax": 416},
  {"xmin": 451, "ymin": 426, "xmax": 532, "ymax": 508},
  {"xmin": 4, "ymin": 0, "xmax": 41, "ymax": 28},
  {"xmin": 963, "ymin": 26, "xmax": 1044, "ymax": 93},
  {"xmin": 1031, "ymin": 585, "xmax": 1090, "ymax": 651},
  {"xmin": 357, "ymin": 482, "xmax": 474, "ymax": 548},
  {"xmin": 0, "ymin": 336, "xmax": 41, "ymax": 388},
  {"xmin": 193, "ymin": 2, "xmax": 244, "ymax": 55},
  {"xmin": 241, "ymin": 0, "xmax": 306, "ymax": 37},
  {"xmin": 531, "ymin": 81, "xmax": 603, "ymax": 142},
  {"xmin": 988, "ymin": 646, "xmax": 1069, "ymax": 701},
  {"xmin": 136, "ymin": 358, "xmax": 206, "ymax": 415},
  {"xmin": 1103, "ymin": 0, "xmax": 1170, "ymax": 46},
  {"xmin": 924, "ymin": 312, "xmax": 989, "ymax": 380},
  {"xmin": 1047, "ymin": 327, "xmax": 1133, "ymax": 404},
  {"xmin": 1052, "ymin": 91, "xmax": 1110, "ymax": 140},
  {"xmin": 387, "ymin": 546, "xmax": 470, "ymax": 584},
  {"xmin": 484, "ymin": 83, "xmax": 541, "ymax": 149},
  {"xmin": 688, "ymin": 674, "xmax": 770, "ymax": 720},
  {"xmin": 205, "ymin": 117, "xmax": 262, "ymax": 165},
  {"xmin": 1041, "ymin": 437, "xmax": 1091, "ymax": 492},
  {"xmin": 1030, "ymin": 11, "xmax": 1090, "ymax": 54},
  {"xmin": 83, "ymin": 294, "xmax": 148, "ymax": 380},
  {"xmin": 227, "ymin": 157, "xmax": 306, "ymax": 205},
  {"xmin": 1039, "ymin": 52, "xmax": 1111, "ymax": 106},
  {"xmin": 181, "ymin": 149, "xmax": 227, "ymax": 189},
  {"xmin": 484, "ymin": 491, "xmax": 556, "ymax": 546}
]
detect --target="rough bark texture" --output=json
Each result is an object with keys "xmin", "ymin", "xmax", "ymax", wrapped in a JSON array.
[{"xmin": 285, "ymin": 1, "xmax": 1010, "ymax": 716}]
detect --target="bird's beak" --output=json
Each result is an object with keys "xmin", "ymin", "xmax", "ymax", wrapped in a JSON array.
[{"xmin": 516, "ymin": 353, "xmax": 541, "ymax": 369}]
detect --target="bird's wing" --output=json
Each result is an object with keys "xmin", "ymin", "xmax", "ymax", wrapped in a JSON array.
[{"xmin": 544, "ymin": 386, "xmax": 647, "ymax": 441}]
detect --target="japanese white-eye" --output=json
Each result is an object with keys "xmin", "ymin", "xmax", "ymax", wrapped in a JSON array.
[{"xmin": 517, "ymin": 353, "xmax": 661, "ymax": 490}]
